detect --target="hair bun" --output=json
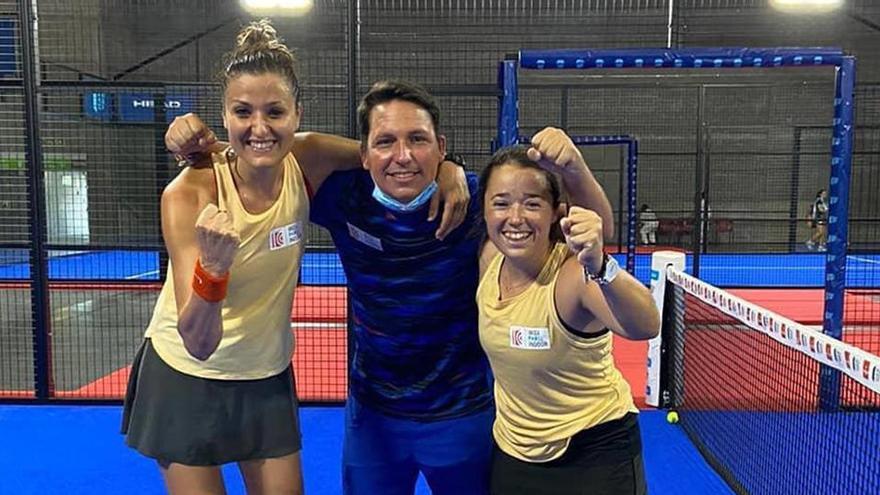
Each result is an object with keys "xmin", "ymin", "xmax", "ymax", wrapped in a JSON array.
[
  {"xmin": 222, "ymin": 19, "xmax": 300, "ymax": 100},
  {"xmin": 236, "ymin": 19, "xmax": 279, "ymax": 51}
]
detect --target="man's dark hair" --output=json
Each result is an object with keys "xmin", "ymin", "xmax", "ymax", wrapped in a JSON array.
[{"xmin": 357, "ymin": 80, "xmax": 441, "ymax": 145}]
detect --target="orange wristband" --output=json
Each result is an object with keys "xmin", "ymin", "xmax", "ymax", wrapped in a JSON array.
[{"xmin": 192, "ymin": 258, "xmax": 229, "ymax": 303}]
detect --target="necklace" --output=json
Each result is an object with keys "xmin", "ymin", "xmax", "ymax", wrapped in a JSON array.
[
  {"xmin": 498, "ymin": 246, "xmax": 555, "ymax": 298},
  {"xmin": 498, "ymin": 267, "xmax": 535, "ymax": 298}
]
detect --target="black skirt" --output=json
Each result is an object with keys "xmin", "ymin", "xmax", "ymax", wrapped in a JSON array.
[
  {"xmin": 490, "ymin": 413, "xmax": 646, "ymax": 495},
  {"xmin": 122, "ymin": 339, "xmax": 302, "ymax": 466}
]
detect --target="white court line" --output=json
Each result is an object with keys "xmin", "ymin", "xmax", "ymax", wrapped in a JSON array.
[
  {"xmin": 849, "ymin": 256, "xmax": 880, "ymax": 265},
  {"xmin": 52, "ymin": 300, "xmax": 94, "ymax": 323},
  {"xmin": 126, "ymin": 270, "xmax": 159, "ymax": 280},
  {"xmin": 290, "ymin": 322, "xmax": 346, "ymax": 329}
]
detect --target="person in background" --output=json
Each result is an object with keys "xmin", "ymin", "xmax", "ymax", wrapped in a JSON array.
[
  {"xmin": 807, "ymin": 188, "xmax": 828, "ymax": 251},
  {"xmin": 638, "ymin": 203, "xmax": 658, "ymax": 245}
]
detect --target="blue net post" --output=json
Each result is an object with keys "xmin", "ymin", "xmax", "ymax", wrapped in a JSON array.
[
  {"xmin": 819, "ymin": 56, "xmax": 856, "ymax": 412},
  {"xmin": 563, "ymin": 135, "xmax": 639, "ymax": 274},
  {"xmin": 626, "ymin": 140, "xmax": 638, "ymax": 274},
  {"xmin": 495, "ymin": 58, "xmax": 519, "ymax": 151}
]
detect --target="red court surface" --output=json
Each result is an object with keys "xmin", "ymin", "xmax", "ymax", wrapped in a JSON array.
[
  {"xmin": 53, "ymin": 324, "xmax": 349, "ymax": 401},
  {"xmin": 291, "ymin": 286, "xmax": 348, "ymax": 322},
  {"xmin": 676, "ymin": 324, "xmax": 874, "ymax": 411},
  {"xmin": 580, "ymin": 288, "xmax": 878, "ymax": 410},
  {"xmin": 40, "ymin": 333, "xmax": 650, "ymax": 405},
  {"xmin": 3, "ymin": 286, "xmax": 877, "ymax": 404},
  {"xmin": 612, "ymin": 337, "xmax": 650, "ymax": 408},
  {"xmin": 728, "ymin": 288, "xmax": 879, "ymax": 326}
]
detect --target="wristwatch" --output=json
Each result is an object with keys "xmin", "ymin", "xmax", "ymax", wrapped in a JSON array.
[
  {"xmin": 585, "ymin": 254, "xmax": 620, "ymax": 286},
  {"xmin": 443, "ymin": 153, "xmax": 467, "ymax": 169}
]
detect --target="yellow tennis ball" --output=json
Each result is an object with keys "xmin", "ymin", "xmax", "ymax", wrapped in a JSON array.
[{"xmin": 667, "ymin": 411, "xmax": 679, "ymax": 424}]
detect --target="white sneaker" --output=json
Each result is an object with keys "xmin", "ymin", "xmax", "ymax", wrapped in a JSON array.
[{"xmin": 806, "ymin": 241, "xmax": 815, "ymax": 251}]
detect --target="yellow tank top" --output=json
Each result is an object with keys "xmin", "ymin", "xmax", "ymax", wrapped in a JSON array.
[
  {"xmin": 146, "ymin": 151, "xmax": 309, "ymax": 380},
  {"xmin": 477, "ymin": 243, "xmax": 637, "ymax": 463}
]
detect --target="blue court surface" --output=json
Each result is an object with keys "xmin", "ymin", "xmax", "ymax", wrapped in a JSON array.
[
  {"xmin": 1, "ymin": 249, "xmax": 878, "ymax": 287},
  {"xmin": 681, "ymin": 410, "xmax": 879, "ymax": 495},
  {"xmin": 0, "ymin": 405, "xmax": 731, "ymax": 495},
  {"xmin": 626, "ymin": 252, "xmax": 879, "ymax": 288}
]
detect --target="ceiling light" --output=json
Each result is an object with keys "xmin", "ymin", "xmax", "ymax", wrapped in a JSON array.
[
  {"xmin": 770, "ymin": 0, "xmax": 844, "ymax": 13},
  {"xmin": 240, "ymin": 0, "xmax": 314, "ymax": 17}
]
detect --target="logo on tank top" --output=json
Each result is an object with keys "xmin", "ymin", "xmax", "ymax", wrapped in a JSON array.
[
  {"xmin": 509, "ymin": 326, "xmax": 551, "ymax": 350},
  {"xmin": 269, "ymin": 222, "xmax": 303, "ymax": 251}
]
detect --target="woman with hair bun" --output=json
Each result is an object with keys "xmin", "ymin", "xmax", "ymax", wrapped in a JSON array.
[{"xmin": 122, "ymin": 20, "xmax": 318, "ymax": 494}]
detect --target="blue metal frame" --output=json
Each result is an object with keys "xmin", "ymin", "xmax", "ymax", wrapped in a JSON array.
[
  {"xmin": 820, "ymin": 57, "xmax": 856, "ymax": 410},
  {"xmin": 514, "ymin": 134, "xmax": 639, "ymax": 274},
  {"xmin": 498, "ymin": 47, "xmax": 855, "ymax": 410},
  {"xmin": 519, "ymin": 48, "xmax": 845, "ymax": 70},
  {"xmin": 496, "ymin": 59, "xmax": 519, "ymax": 151}
]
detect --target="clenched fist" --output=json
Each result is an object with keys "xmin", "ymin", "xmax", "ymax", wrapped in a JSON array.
[
  {"xmin": 166, "ymin": 113, "xmax": 226, "ymax": 164},
  {"xmin": 560, "ymin": 206, "xmax": 604, "ymax": 275},
  {"xmin": 526, "ymin": 127, "xmax": 588, "ymax": 177},
  {"xmin": 195, "ymin": 204, "xmax": 240, "ymax": 277}
]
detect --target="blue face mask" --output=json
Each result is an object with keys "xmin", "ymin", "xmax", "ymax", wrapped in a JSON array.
[{"xmin": 372, "ymin": 181, "xmax": 438, "ymax": 213}]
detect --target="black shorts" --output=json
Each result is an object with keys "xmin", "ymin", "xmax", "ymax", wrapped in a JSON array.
[
  {"xmin": 490, "ymin": 413, "xmax": 646, "ymax": 495},
  {"xmin": 122, "ymin": 339, "xmax": 302, "ymax": 466}
]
